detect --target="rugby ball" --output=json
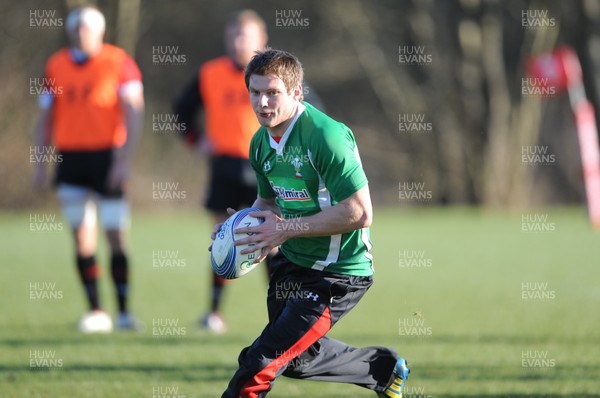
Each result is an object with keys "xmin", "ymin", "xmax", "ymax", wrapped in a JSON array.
[{"xmin": 211, "ymin": 208, "xmax": 265, "ymax": 279}]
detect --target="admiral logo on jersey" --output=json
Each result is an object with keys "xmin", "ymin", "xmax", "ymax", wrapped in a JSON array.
[{"xmin": 270, "ymin": 182, "xmax": 311, "ymax": 202}]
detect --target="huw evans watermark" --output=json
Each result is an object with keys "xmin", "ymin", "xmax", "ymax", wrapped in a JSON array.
[
  {"xmin": 29, "ymin": 350, "xmax": 63, "ymax": 369},
  {"xmin": 152, "ymin": 318, "xmax": 187, "ymax": 337},
  {"xmin": 521, "ymin": 349, "xmax": 556, "ymax": 368},
  {"xmin": 522, "ymin": 9, "xmax": 556, "ymax": 29},
  {"xmin": 152, "ymin": 45, "xmax": 187, "ymax": 65},
  {"xmin": 398, "ymin": 113, "xmax": 432, "ymax": 134},
  {"xmin": 399, "ymin": 182, "xmax": 433, "ymax": 202},
  {"xmin": 521, "ymin": 145, "xmax": 556, "ymax": 166},
  {"xmin": 29, "ymin": 9, "xmax": 63, "ymax": 29},
  {"xmin": 521, "ymin": 77, "xmax": 556, "ymax": 97},
  {"xmin": 152, "ymin": 182, "xmax": 187, "ymax": 201},
  {"xmin": 275, "ymin": 281, "xmax": 319, "ymax": 302},
  {"xmin": 399, "ymin": 316, "xmax": 432, "ymax": 336},
  {"xmin": 275, "ymin": 9, "xmax": 309, "ymax": 29},
  {"xmin": 521, "ymin": 282, "xmax": 556, "ymax": 300},
  {"xmin": 30, "ymin": 146, "xmax": 62, "ymax": 164},
  {"xmin": 521, "ymin": 213, "xmax": 555, "ymax": 232},
  {"xmin": 152, "ymin": 113, "xmax": 186, "ymax": 133},
  {"xmin": 152, "ymin": 385, "xmax": 186, "ymax": 398},
  {"xmin": 398, "ymin": 45, "xmax": 432, "ymax": 65},
  {"xmin": 152, "ymin": 250, "xmax": 187, "ymax": 268},
  {"xmin": 29, "ymin": 214, "xmax": 63, "ymax": 232},
  {"xmin": 30, "ymin": 282, "xmax": 63, "ymax": 300},
  {"xmin": 399, "ymin": 250, "xmax": 433, "ymax": 269}
]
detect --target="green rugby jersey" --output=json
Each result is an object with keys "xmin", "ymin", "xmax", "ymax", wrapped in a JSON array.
[{"xmin": 249, "ymin": 101, "xmax": 373, "ymax": 276}]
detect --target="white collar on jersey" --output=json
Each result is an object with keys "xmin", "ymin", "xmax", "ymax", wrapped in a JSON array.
[{"xmin": 269, "ymin": 102, "xmax": 306, "ymax": 155}]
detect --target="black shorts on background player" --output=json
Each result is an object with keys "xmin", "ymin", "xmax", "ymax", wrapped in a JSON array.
[
  {"xmin": 206, "ymin": 155, "xmax": 257, "ymax": 212},
  {"xmin": 54, "ymin": 149, "xmax": 124, "ymax": 198}
]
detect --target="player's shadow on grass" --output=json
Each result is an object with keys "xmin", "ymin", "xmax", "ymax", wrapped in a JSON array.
[
  {"xmin": 413, "ymin": 363, "xmax": 598, "ymax": 382},
  {"xmin": 443, "ymin": 395, "xmax": 600, "ymax": 398},
  {"xmin": 0, "ymin": 332, "xmax": 251, "ymax": 347},
  {"xmin": 0, "ymin": 363, "xmax": 237, "ymax": 382}
]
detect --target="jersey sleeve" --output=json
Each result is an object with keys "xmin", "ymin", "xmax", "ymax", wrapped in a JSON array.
[
  {"xmin": 119, "ymin": 54, "xmax": 142, "ymax": 84},
  {"xmin": 117, "ymin": 54, "xmax": 143, "ymax": 98},
  {"xmin": 310, "ymin": 124, "xmax": 368, "ymax": 203},
  {"xmin": 250, "ymin": 135, "xmax": 276, "ymax": 199}
]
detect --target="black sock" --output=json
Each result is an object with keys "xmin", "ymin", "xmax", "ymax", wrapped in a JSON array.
[
  {"xmin": 111, "ymin": 253, "xmax": 129, "ymax": 314},
  {"xmin": 211, "ymin": 271, "xmax": 226, "ymax": 313},
  {"xmin": 76, "ymin": 255, "xmax": 100, "ymax": 311}
]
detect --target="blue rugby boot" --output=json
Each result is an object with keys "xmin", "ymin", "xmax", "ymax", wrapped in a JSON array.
[{"xmin": 379, "ymin": 357, "xmax": 410, "ymax": 397}]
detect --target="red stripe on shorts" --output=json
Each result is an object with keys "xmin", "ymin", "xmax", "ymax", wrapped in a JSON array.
[{"xmin": 239, "ymin": 306, "xmax": 332, "ymax": 397}]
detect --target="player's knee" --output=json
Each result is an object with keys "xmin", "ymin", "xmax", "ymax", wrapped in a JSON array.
[
  {"xmin": 74, "ymin": 234, "xmax": 96, "ymax": 257},
  {"xmin": 105, "ymin": 229, "xmax": 127, "ymax": 254},
  {"xmin": 57, "ymin": 184, "xmax": 96, "ymax": 229},
  {"xmin": 98, "ymin": 198, "xmax": 130, "ymax": 230}
]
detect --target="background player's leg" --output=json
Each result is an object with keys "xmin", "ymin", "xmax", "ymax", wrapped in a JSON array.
[
  {"xmin": 202, "ymin": 156, "xmax": 242, "ymax": 333},
  {"xmin": 58, "ymin": 184, "xmax": 112, "ymax": 333},
  {"xmin": 105, "ymin": 228, "xmax": 128, "ymax": 313},
  {"xmin": 202, "ymin": 211, "xmax": 229, "ymax": 333},
  {"xmin": 58, "ymin": 185, "xmax": 99, "ymax": 310},
  {"xmin": 73, "ymin": 201, "xmax": 99, "ymax": 311},
  {"xmin": 99, "ymin": 197, "xmax": 139, "ymax": 330}
]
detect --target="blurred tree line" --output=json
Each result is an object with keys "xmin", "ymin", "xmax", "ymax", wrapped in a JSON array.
[{"xmin": 2, "ymin": 0, "xmax": 600, "ymax": 209}]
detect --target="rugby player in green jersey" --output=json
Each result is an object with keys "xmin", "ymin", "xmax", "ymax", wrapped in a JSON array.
[{"xmin": 214, "ymin": 48, "xmax": 410, "ymax": 398}]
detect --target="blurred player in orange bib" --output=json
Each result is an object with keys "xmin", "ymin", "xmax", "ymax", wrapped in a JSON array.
[
  {"xmin": 173, "ymin": 10, "xmax": 269, "ymax": 333},
  {"xmin": 33, "ymin": 6, "xmax": 144, "ymax": 333}
]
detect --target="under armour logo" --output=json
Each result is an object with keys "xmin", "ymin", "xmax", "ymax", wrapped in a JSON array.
[{"xmin": 306, "ymin": 292, "xmax": 319, "ymax": 302}]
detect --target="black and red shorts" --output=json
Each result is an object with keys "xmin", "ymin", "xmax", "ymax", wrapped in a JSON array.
[
  {"xmin": 206, "ymin": 155, "xmax": 257, "ymax": 212},
  {"xmin": 54, "ymin": 149, "xmax": 124, "ymax": 198},
  {"xmin": 222, "ymin": 252, "xmax": 398, "ymax": 396}
]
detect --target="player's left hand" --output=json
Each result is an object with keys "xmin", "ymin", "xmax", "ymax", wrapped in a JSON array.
[
  {"xmin": 234, "ymin": 210, "xmax": 287, "ymax": 264},
  {"xmin": 107, "ymin": 157, "xmax": 130, "ymax": 191}
]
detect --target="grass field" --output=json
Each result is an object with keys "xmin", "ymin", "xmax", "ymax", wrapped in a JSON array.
[{"xmin": 1, "ymin": 207, "xmax": 600, "ymax": 397}]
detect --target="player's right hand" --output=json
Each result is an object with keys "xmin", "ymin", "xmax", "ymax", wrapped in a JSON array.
[{"xmin": 208, "ymin": 208, "xmax": 237, "ymax": 251}]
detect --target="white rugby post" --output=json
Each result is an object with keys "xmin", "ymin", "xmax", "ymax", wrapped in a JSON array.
[{"xmin": 528, "ymin": 46, "xmax": 600, "ymax": 229}]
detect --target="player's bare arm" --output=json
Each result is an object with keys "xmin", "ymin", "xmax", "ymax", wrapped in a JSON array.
[
  {"xmin": 235, "ymin": 184, "xmax": 372, "ymax": 263},
  {"xmin": 32, "ymin": 106, "xmax": 53, "ymax": 190},
  {"xmin": 107, "ymin": 88, "xmax": 144, "ymax": 190}
]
